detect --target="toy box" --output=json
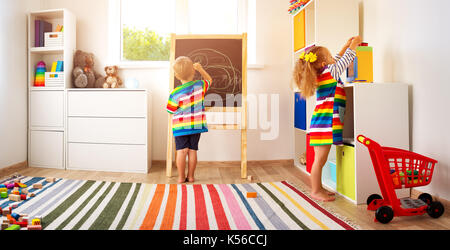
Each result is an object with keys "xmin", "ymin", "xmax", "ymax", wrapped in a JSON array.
[{"xmin": 347, "ymin": 44, "xmax": 373, "ymax": 83}]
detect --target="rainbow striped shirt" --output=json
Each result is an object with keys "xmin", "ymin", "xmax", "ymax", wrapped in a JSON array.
[{"xmin": 167, "ymin": 80, "xmax": 211, "ymax": 137}]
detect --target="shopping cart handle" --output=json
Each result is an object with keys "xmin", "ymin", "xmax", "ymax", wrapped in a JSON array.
[{"xmin": 357, "ymin": 135, "xmax": 372, "ymax": 146}]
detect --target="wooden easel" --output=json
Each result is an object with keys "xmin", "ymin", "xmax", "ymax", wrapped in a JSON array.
[{"xmin": 166, "ymin": 33, "xmax": 248, "ymax": 179}]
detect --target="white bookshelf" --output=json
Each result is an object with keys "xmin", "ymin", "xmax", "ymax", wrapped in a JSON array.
[{"xmin": 27, "ymin": 9, "xmax": 76, "ymax": 169}]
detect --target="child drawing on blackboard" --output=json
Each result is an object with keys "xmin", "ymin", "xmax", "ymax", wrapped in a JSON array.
[
  {"xmin": 167, "ymin": 56, "xmax": 213, "ymax": 183},
  {"xmin": 293, "ymin": 36, "xmax": 362, "ymax": 202}
]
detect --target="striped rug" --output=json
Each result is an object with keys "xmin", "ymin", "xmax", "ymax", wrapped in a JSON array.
[{"xmin": 2, "ymin": 176, "xmax": 357, "ymax": 230}]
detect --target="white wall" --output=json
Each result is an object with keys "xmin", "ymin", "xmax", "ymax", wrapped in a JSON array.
[
  {"xmin": 359, "ymin": 0, "xmax": 450, "ymax": 200},
  {"xmin": 0, "ymin": 0, "xmax": 43, "ymax": 169},
  {"xmin": 42, "ymin": 0, "xmax": 295, "ymax": 162}
]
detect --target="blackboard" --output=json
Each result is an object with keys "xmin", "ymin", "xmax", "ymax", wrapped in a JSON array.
[{"xmin": 174, "ymin": 38, "xmax": 244, "ymax": 107}]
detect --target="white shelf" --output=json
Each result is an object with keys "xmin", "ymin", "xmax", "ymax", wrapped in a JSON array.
[
  {"xmin": 30, "ymin": 46, "xmax": 64, "ymax": 54},
  {"xmin": 29, "ymin": 86, "xmax": 65, "ymax": 91}
]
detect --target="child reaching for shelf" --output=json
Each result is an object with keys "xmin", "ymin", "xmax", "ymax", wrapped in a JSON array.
[
  {"xmin": 167, "ymin": 56, "xmax": 213, "ymax": 184},
  {"xmin": 293, "ymin": 36, "xmax": 362, "ymax": 202}
]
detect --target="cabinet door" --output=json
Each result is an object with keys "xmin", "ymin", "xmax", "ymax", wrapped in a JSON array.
[
  {"xmin": 294, "ymin": 93, "xmax": 307, "ymax": 130},
  {"xmin": 293, "ymin": 10, "xmax": 306, "ymax": 52},
  {"xmin": 336, "ymin": 145, "xmax": 356, "ymax": 201},
  {"xmin": 30, "ymin": 91, "xmax": 64, "ymax": 128},
  {"xmin": 29, "ymin": 130, "xmax": 64, "ymax": 169}
]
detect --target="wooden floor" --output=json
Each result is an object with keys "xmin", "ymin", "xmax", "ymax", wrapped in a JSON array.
[{"xmin": 4, "ymin": 161, "xmax": 449, "ymax": 230}]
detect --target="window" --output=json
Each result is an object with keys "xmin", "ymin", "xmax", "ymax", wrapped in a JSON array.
[
  {"xmin": 109, "ymin": 0, "xmax": 257, "ymax": 67},
  {"xmin": 121, "ymin": 0, "xmax": 175, "ymax": 61}
]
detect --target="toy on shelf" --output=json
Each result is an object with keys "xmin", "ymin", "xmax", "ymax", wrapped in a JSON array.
[
  {"xmin": 34, "ymin": 61, "xmax": 46, "ymax": 87},
  {"xmin": 358, "ymin": 135, "xmax": 444, "ymax": 224},
  {"xmin": 288, "ymin": 0, "xmax": 311, "ymax": 15},
  {"xmin": 103, "ymin": 66, "xmax": 123, "ymax": 89},
  {"xmin": 347, "ymin": 43, "xmax": 373, "ymax": 83}
]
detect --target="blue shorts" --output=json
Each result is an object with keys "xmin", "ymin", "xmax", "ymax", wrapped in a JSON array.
[{"xmin": 175, "ymin": 133, "xmax": 201, "ymax": 151}]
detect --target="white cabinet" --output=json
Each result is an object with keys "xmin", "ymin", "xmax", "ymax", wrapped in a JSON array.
[
  {"xmin": 30, "ymin": 90, "xmax": 64, "ymax": 128},
  {"xmin": 29, "ymin": 130, "xmax": 64, "ymax": 169},
  {"xmin": 66, "ymin": 90, "xmax": 149, "ymax": 174}
]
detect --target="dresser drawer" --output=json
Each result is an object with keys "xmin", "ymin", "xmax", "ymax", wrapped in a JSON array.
[
  {"xmin": 68, "ymin": 117, "xmax": 147, "ymax": 145},
  {"xmin": 67, "ymin": 143, "xmax": 147, "ymax": 173},
  {"xmin": 67, "ymin": 90, "xmax": 147, "ymax": 117}
]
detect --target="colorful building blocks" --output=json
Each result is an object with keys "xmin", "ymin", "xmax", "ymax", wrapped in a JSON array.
[
  {"xmin": 246, "ymin": 192, "xmax": 258, "ymax": 198},
  {"xmin": 46, "ymin": 177, "xmax": 56, "ymax": 183},
  {"xmin": 27, "ymin": 225, "xmax": 43, "ymax": 230},
  {"xmin": 5, "ymin": 224, "xmax": 21, "ymax": 230},
  {"xmin": 9, "ymin": 194, "xmax": 21, "ymax": 202},
  {"xmin": 32, "ymin": 218, "xmax": 41, "ymax": 226}
]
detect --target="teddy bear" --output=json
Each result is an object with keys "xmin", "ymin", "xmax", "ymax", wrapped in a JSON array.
[
  {"xmin": 72, "ymin": 50, "xmax": 106, "ymax": 88},
  {"xmin": 103, "ymin": 66, "xmax": 123, "ymax": 88}
]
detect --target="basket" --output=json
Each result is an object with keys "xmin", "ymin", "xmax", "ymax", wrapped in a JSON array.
[
  {"xmin": 382, "ymin": 147, "xmax": 437, "ymax": 189},
  {"xmin": 44, "ymin": 32, "xmax": 64, "ymax": 47},
  {"xmin": 45, "ymin": 72, "xmax": 64, "ymax": 87}
]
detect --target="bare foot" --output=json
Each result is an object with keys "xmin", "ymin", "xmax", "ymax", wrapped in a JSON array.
[
  {"xmin": 186, "ymin": 177, "xmax": 195, "ymax": 183},
  {"xmin": 178, "ymin": 178, "xmax": 186, "ymax": 184},
  {"xmin": 311, "ymin": 190, "xmax": 336, "ymax": 202},
  {"xmin": 322, "ymin": 188, "xmax": 336, "ymax": 196}
]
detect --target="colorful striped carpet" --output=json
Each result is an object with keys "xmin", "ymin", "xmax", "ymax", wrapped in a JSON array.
[{"xmin": 1, "ymin": 176, "xmax": 357, "ymax": 230}]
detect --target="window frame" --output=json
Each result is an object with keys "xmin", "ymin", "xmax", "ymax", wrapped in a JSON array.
[{"xmin": 108, "ymin": 0, "xmax": 261, "ymax": 69}]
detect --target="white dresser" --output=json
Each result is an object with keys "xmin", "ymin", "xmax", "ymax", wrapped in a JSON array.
[{"xmin": 66, "ymin": 89, "xmax": 149, "ymax": 173}]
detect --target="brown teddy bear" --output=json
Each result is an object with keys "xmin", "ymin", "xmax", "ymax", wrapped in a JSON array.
[
  {"xmin": 72, "ymin": 50, "xmax": 105, "ymax": 88},
  {"xmin": 104, "ymin": 66, "xmax": 123, "ymax": 88}
]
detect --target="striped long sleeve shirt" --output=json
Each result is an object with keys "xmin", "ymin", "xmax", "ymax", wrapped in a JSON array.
[{"xmin": 329, "ymin": 48, "xmax": 356, "ymax": 81}]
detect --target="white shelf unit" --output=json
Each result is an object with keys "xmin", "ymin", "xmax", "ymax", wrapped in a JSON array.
[
  {"xmin": 295, "ymin": 83, "xmax": 411, "ymax": 204},
  {"xmin": 292, "ymin": 0, "xmax": 359, "ymax": 55},
  {"xmin": 27, "ymin": 9, "xmax": 76, "ymax": 169}
]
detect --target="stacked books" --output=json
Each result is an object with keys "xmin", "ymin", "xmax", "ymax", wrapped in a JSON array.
[{"xmin": 34, "ymin": 20, "xmax": 52, "ymax": 47}]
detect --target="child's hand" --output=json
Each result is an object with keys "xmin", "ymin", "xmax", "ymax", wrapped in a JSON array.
[
  {"xmin": 193, "ymin": 63, "xmax": 203, "ymax": 71},
  {"xmin": 344, "ymin": 37, "xmax": 354, "ymax": 48},
  {"xmin": 349, "ymin": 36, "xmax": 362, "ymax": 50}
]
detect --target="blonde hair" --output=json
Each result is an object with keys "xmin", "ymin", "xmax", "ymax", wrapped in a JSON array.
[
  {"xmin": 173, "ymin": 56, "xmax": 194, "ymax": 81},
  {"xmin": 293, "ymin": 46, "xmax": 330, "ymax": 98}
]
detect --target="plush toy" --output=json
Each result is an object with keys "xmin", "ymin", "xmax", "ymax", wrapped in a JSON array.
[
  {"xmin": 72, "ymin": 50, "xmax": 105, "ymax": 88},
  {"xmin": 299, "ymin": 153, "xmax": 307, "ymax": 165},
  {"xmin": 103, "ymin": 66, "xmax": 123, "ymax": 88}
]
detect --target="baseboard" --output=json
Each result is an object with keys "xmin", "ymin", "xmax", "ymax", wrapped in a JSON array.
[
  {"xmin": 411, "ymin": 188, "xmax": 450, "ymax": 208},
  {"xmin": 0, "ymin": 161, "xmax": 28, "ymax": 178},
  {"xmin": 152, "ymin": 159, "xmax": 294, "ymax": 168}
]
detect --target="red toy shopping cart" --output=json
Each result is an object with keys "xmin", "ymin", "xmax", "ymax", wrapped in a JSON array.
[{"xmin": 357, "ymin": 135, "xmax": 445, "ymax": 224}]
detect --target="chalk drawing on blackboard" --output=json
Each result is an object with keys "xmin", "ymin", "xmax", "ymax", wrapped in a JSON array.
[{"xmin": 187, "ymin": 48, "xmax": 242, "ymax": 97}]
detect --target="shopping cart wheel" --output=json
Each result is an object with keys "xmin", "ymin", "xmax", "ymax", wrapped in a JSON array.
[
  {"xmin": 375, "ymin": 206, "xmax": 394, "ymax": 224},
  {"xmin": 418, "ymin": 193, "xmax": 433, "ymax": 205},
  {"xmin": 427, "ymin": 202, "xmax": 444, "ymax": 219},
  {"xmin": 367, "ymin": 194, "xmax": 383, "ymax": 206}
]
